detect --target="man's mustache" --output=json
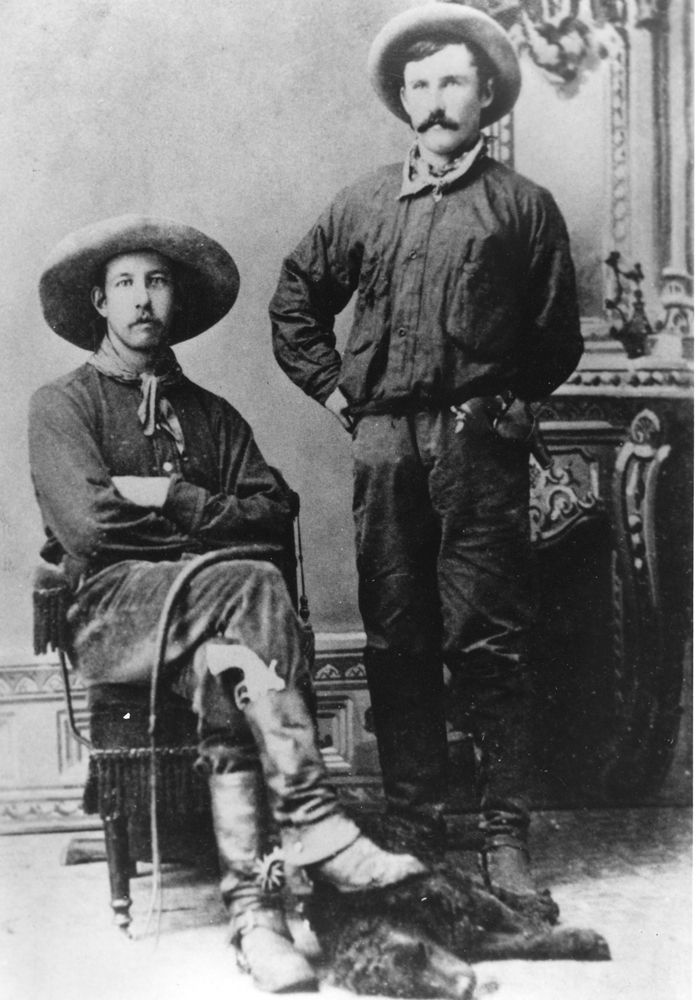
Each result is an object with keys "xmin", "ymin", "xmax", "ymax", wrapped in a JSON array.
[
  {"xmin": 131, "ymin": 315, "xmax": 162, "ymax": 328},
  {"xmin": 416, "ymin": 112, "xmax": 460, "ymax": 133}
]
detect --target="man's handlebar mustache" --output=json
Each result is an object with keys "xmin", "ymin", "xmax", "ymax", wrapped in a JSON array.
[{"xmin": 417, "ymin": 113, "xmax": 459, "ymax": 133}]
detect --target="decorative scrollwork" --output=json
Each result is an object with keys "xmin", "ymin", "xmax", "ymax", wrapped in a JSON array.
[
  {"xmin": 654, "ymin": 270, "xmax": 694, "ymax": 360},
  {"xmin": 530, "ymin": 448, "xmax": 601, "ymax": 543},
  {"xmin": 314, "ymin": 663, "xmax": 341, "ymax": 681},
  {"xmin": 564, "ymin": 367, "xmax": 693, "ymax": 390},
  {"xmin": 629, "ymin": 408, "xmax": 664, "ymax": 448},
  {"xmin": 608, "ymin": 32, "xmax": 630, "ymax": 249},
  {"xmin": 479, "ymin": 0, "xmax": 629, "ymax": 91},
  {"xmin": 601, "ymin": 407, "xmax": 677, "ymax": 795},
  {"xmin": 613, "ymin": 409, "xmax": 671, "ymax": 596},
  {"xmin": 313, "ymin": 655, "xmax": 366, "ymax": 684},
  {"xmin": 604, "ymin": 253, "xmax": 654, "ymax": 357}
]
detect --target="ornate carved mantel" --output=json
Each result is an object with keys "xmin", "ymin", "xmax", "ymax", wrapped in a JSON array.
[
  {"xmin": 483, "ymin": 0, "xmax": 692, "ymax": 333},
  {"xmin": 529, "ymin": 341, "xmax": 692, "ymax": 804}
]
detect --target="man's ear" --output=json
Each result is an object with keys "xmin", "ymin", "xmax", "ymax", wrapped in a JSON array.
[
  {"xmin": 480, "ymin": 76, "xmax": 494, "ymax": 111},
  {"xmin": 91, "ymin": 286, "xmax": 107, "ymax": 317},
  {"xmin": 400, "ymin": 85, "xmax": 413, "ymax": 123}
]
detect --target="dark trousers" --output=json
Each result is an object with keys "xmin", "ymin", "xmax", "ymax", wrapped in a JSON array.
[{"xmin": 352, "ymin": 410, "xmax": 537, "ymax": 830}]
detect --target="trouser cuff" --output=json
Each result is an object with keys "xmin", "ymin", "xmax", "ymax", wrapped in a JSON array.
[
  {"xmin": 229, "ymin": 903, "xmax": 287, "ymax": 946},
  {"xmin": 282, "ymin": 813, "xmax": 361, "ymax": 868}
]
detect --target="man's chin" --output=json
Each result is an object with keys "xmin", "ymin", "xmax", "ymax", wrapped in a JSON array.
[
  {"xmin": 128, "ymin": 331, "xmax": 168, "ymax": 352},
  {"xmin": 418, "ymin": 133, "xmax": 476, "ymax": 162}
]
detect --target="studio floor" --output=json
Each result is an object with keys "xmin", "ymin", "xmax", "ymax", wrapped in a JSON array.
[{"xmin": 0, "ymin": 806, "xmax": 690, "ymax": 1000}]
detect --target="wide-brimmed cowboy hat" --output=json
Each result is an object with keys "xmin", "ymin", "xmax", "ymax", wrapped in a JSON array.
[
  {"xmin": 368, "ymin": 1, "xmax": 521, "ymax": 129},
  {"xmin": 39, "ymin": 214, "xmax": 240, "ymax": 349}
]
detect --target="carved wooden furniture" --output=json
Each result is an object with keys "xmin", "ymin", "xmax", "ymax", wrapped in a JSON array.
[{"xmin": 527, "ymin": 351, "xmax": 692, "ymax": 807}]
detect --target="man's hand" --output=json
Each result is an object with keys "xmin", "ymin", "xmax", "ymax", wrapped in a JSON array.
[
  {"xmin": 324, "ymin": 387, "xmax": 354, "ymax": 432},
  {"xmin": 112, "ymin": 476, "xmax": 171, "ymax": 508},
  {"xmin": 493, "ymin": 397, "xmax": 534, "ymax": 442},
  {"xmin": 451, "ymin": 397, "xmax": 505, "ymax": 436}
]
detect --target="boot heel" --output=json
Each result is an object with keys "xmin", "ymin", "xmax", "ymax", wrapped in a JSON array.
[{"xmin": 480, "ymin": 844, "xmax": 560, "ymax": 924}]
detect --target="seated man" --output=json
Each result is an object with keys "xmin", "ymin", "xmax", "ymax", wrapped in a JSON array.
[{"xmin": 29, "ymin": 215, "xmax": 425, "ymax": 993}]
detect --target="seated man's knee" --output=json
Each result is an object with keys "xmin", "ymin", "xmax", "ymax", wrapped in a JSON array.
[
  {"xmin": 233, "ymin": 559, "xmax": 287, "ymax": 596},
  {"xmin": 199, "ymin": 558, "xmax": 291, "ymax": 614}
]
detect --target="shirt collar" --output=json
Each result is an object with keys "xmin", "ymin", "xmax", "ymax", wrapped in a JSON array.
[{"xmin": 399, "ymin": 134, "xmax": 487, "ymax": 201}]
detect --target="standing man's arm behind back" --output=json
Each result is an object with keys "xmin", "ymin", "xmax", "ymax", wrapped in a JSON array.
[{"xmin": 270, "ymin": 193, "xmax": 361, "ymax": 423}]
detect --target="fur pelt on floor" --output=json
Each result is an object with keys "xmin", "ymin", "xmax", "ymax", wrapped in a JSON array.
[{"xmin": 302, "ymin": 813, "xmax": 610, "ymax": 999}]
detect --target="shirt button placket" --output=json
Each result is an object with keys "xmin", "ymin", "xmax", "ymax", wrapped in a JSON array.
[{"xmin": 395, "ymin": 250, "xmax": 419, "ymax": 344}]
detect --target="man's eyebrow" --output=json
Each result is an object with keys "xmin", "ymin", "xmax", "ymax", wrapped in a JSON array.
[{"xmin": 406, "ymin": 71, "xmax": 469, "ymax": 84}]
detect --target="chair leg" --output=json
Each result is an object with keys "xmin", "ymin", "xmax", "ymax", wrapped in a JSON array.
[{"xmin": 103, "ymin": 816, "xmax": 133, "ymax": 933}]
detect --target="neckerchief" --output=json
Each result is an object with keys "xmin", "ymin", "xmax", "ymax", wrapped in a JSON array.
[
  {"xmin": 399, "ymin": 134, "xmax": 486, "ymax": 202},
  {"xmin": 87, "ymin": 337, "xmax": 187, "ymax": 454}
]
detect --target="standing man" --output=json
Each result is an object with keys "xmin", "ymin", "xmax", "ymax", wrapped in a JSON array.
[
  {"xmin": 270, "ymin": 1, "xmax": 582, "ymax": 913},
  {"xmin": 29, "ymin": 215, "xmax": 425, "ymax": 993}
]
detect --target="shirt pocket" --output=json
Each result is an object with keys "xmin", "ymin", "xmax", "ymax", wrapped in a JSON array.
[{"xmin": 445, "ymin": 241, "xmax": 517, "ymax": 356}]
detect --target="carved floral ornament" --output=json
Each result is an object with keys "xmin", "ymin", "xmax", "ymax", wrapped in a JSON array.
[{"xmin": 478, "ymin": 0, "xmax": 663, "ymax": 90}]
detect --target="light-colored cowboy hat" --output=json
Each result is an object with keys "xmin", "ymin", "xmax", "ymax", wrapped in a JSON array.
[
  {"xmin": 39, "ymin": 214, "xmax": 240, "ymax": 349},
  {"xmin": 368, "ymin": 1, "xmax": 521, "ymax": 129}
]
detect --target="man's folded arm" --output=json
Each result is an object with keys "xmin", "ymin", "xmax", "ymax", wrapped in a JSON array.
[
  {"xmin": 161, "ymin": 409, "xmax": 293, "ymax": 545},
  {"xmin": 29, "ymin": 384, "xmax": 194, "ymax": 565},
  {"xmin": 30, "ymin": 385, "xmax": 296, "ymax": 565}
]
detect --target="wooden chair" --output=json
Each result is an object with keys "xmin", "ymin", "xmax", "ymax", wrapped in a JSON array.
[{"xmin": 33, "ymin": 486, "xmax": 312, "ymax": 934}]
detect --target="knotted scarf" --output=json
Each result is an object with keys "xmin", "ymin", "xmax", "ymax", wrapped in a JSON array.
[
  {"xmin": 87, "ymin": 337, "xmax": 187, "ymax": 454},
  {"xmin": 400, "ymin": 134, "xmax": 487, "ymax": 201}
]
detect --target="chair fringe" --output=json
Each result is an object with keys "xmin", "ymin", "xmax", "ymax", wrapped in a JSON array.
[
  {"xmin": 84, "ymin": 747, "xmax": 209, "ymax": 820},
  {"xmin": 33, "ymin": 580, "xmax": 71, "ymax": 656}
]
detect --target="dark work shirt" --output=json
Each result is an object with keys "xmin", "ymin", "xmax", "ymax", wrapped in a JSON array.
[
  {"xmin": 28, "ymin": 363, "xmax": 291, "ymax": 585},
  {"xmin": 270, "ymin": 154, "xmax": 583, "ymax": 412}
]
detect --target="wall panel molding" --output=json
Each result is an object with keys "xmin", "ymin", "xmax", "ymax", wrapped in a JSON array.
[{"xmin": 0, "ymin": 644, "xmax": 383, "ymax": 834}]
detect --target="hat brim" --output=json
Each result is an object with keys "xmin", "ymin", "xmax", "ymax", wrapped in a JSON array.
[
  {"xmin": 368, "ymin": 3, "xmax": 521, "ymax": 129},
  {"xmin": 39, "ymin": 215, "xmax": 240, "ymax": 350}
]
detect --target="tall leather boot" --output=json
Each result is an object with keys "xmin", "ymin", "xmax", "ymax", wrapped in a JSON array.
[
  {"xmin": 468, "ymin": 669, "xmax": 559, "ymax": 923},
  {"xmin": 209, "ymin": 769, "xmax": 318, "ymax": 993},
  {"xmin": 480, "ymin": 802, "xmax": 534, "ymax": 895},
  {"xmin": 236, "ymin": 682, "xmax": 427, "ymax": 892},
  {"xmin": 364, "ymin": 649, "xmax": 449, "ymax": 852}
]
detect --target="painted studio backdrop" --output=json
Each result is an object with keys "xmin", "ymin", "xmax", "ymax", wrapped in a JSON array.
[{"xmin": 0, "ymin": 0, "xmax": 691, "ymax": 825}]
